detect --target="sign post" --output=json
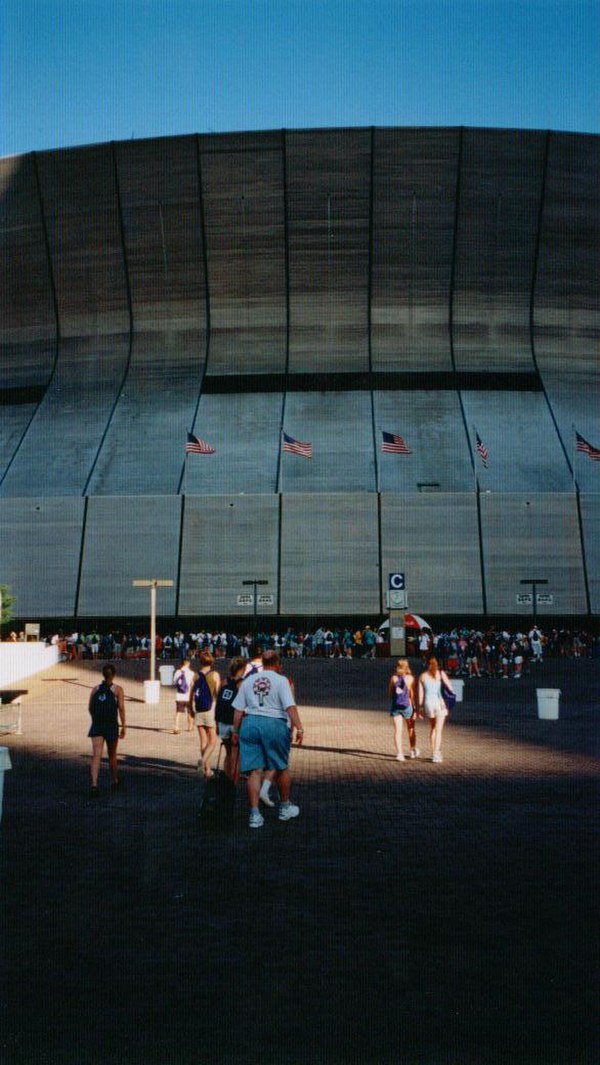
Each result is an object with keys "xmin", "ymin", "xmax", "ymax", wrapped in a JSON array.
[
  {"xmin": 519, "ymin": 578, "xmax": 548, "ymax": 628},
  {"xmin": 387, "ymin": 573, "xmax": 406, "ymax": 656},
  {"xmin": 132, "ymin": 579, "xmax": 174, "ymax": 703},
  {"xmin": 242, "ymin": 579, "xmax": 268, "ymax": 644}
]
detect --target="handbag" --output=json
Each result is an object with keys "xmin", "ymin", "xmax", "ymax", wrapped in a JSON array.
[{"xmin": 440, "ymin": 677, "xmax": 456, "ymax": 711}]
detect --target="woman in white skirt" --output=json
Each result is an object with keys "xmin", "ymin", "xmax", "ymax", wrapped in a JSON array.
[{"xmin": 417, "ymin": 657, "xmax": 454, "ymax": 763}]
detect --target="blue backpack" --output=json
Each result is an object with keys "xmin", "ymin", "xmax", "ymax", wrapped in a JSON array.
[{"xmin": 193, "ymin": 672, "xmax": 213, "ymax": 711}]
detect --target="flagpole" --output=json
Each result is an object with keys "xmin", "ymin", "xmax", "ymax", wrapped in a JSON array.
[{"xmin": 280, "ymin": 429, "xmax": 284, "ymax": 495}]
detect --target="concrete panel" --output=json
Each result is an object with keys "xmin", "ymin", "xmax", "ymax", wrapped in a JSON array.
[
  {"xmin": 480, "ymin": 493, "xmax": 586, "ymax": 615},
  {"xmin": 0, "ymin": 406, "xmax": 38, "ymax": 483},
  {"xmin": 0, "ymin": 497, "xmax": 84, "ymax": 616},
  {"xmin": 179, "ymin": 495, "xmax": 279, "ymax": 615},
  {"xmin": 0, "ymin": 334, "xmax": 130, "ymax": 497},
  {"xmin": 579, "ymin": 494, "xmax": 600, "ymax": 614},
  {"xmin": 381, "ymin": 494, "xmax": 483, "ymax": 614},
  {"xmin": 371, "ymin": 128, "xmax": 458, "ymax": 371},
  {"xmin": 535, "ymin": 371, "xmax": 599, "ymax": 494},
  {"xmin": 281, "ymin": 392, "xmax": 375, "ymax": 492},
  {"xmin": 201, "ymin": 133, "xmax": 286, "ymax": 373},
  {"xmin": 535, "ymin": 133, "xmax": 600, "ymax": 370},
  {"xmin": 183, "ymin": 392, "xmax": 283, "ymax": 494},
  {"xmin": 374, "ymin": 391, "xmax": 472, "ymax": 491},
  {"xmin": 453, "ymin": 129, "xmax": 545, "ymax": 372},
  {"xmin": 280, "ymin": 494, "xmax": 379, "ymax": 615},
  {"xmin": 460, "ymin": 390, "xmax": 572, "ymax": 492},
  {"xmin": 37, "ymin": 145, "xmax": 129, "ymax": 337},
  {"xmin": 78, "ymin": 496, "xmax": 180, "ymax": 617},
  {"xmin": 287, "ymin": 129, "xmax": 370, "ymax": 373},
  {"xmin": 0, "ymin": 154, "xmax": 56, "ymax": 388},
  {"xmin": 87, "ymin": 138, "xmax": 207, "ymax": 494},
  {"xmin": 1, "ymin": 145, "xmax": 132, "ymax": 496}
]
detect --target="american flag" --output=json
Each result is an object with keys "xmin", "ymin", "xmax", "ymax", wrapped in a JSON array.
[
  {"xmin": 475, "ymin": 432, "xmax": 489, "ymax": 467},
  {"xmin": 282, "ymin": 432, "xmax": 312, "ymax": 458},
  {"xmin": 186, "ymin": 431, "xmax": 215, "ymax": 455},
  {"xmin": 575, "ymin": 430, "xmax": 600, "ymax": 462},
  {"xmin": 381, "ymin": 431, "xmax": 411, "ymax": 455}
]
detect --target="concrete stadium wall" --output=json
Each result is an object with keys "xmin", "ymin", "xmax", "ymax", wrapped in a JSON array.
[
  {"xmin": 480, "ymin": 493, "xmax": 587, "ymax": 616},
  {"xmin": 371, "ymin": 127, "xmax": 458, "ymax": 371},
  {"xmin": 280, "ymin": 494, "xmax": 379, "ymax": 615},
  {"xmin": 0, "ymin": 127, "xmax": 598, "ymax": 617},
  {"xmin": 0, "ymin": 497, "xmax": 85, "ymax": 616},
  {"xmin": 77, "ymin": 496, "xmax": 180, "ymax": 617},
  {"xmin": 380, "ymin": 493, "xmax": 483, "ymax": 615},
  {"xmin": 179, "ymin": 494, "xmax": 279, "ymax": 616},
  {"xmin": 0, "ymin": 490, "xmax": 594, "ymax": 619}
]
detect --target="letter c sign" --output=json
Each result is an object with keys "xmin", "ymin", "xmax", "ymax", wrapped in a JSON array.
[{"xmin": 389, "ymin": 573, "xmax": 405, "ymax": 591}]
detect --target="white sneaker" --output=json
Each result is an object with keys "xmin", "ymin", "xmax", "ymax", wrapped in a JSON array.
[
  {"xmin": 259, "ymin": 781, "xmax": 275, "ymax": 807},
  {"xmin": 278, "ymin": 801, "xmax": 300, "ymax": 821},
  {"xmin": 396, "ymin": 753, "xmax": 405, "ymax": 761},
  {"xmin": 249, "ymin": 809, "xmax": 265, "ymax": 829},
  {"xmin": 409, "ymin": 748, "xmax": 421, "ymax": 759},
  {"xmin": 432, "ymin": 752, "xmax": 443, "ymax": 763}
]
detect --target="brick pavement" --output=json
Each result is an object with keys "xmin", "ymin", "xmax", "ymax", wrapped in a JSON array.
[{"xmin": 0, "ymin": 658, "xmax": 597, "ymax": 1064}]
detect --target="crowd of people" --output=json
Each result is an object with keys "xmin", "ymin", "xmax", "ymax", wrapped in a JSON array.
[
  {"xmin": 47, "ymin": 621, "xmax": 597, "ymax": 672},
  {"xmin": 87, "ymin": 647, "xmax": 304, "ymax": 829}
]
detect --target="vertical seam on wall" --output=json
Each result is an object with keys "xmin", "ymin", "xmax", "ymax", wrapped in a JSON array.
[
  {"xmin": 530, "ymin": 131, "xmax": 575, "ymax": 480},
  {"xmin": 177, "ymin": 134, "xmax": 211, "ymax": 495},
  {"xmin": 574, "ymin": 489, "xmax": 592, "ymax": 615},
  {"xmin": 277, "ymin": 492, "xmax": 283, "ymax": 615},
  {"xmin": 367, "ymin": 126, "xmax": 374, "ymax": 374},
  {"xmin": 450, "ymin": 128, "xmax": 486, "ymax": 613},
  {"xmin": 368, "ymin": 128, "xmax": 379, "ymax": 492},
  {"xmin": 74, "ymin": 495, "xmax": 89, "ymax": 618},
  {"xmin": 81, "ymin": 141, "xmax": 134, "ymax": 497},
  {"xmin": 448, "ymin": 126, "xmax": 463, "ymax": 375},
  {"xmin": 175, "ymin": 493, "xmax": 186, "ymax": 615},
  {"xmin": 276, "ymin": 128, "xmax": 290, "ymax": 494},
  {"xmin": 0, "ymin": 153, "xmax": 61, "ymax": 490},
  {"xmin": 475, "ymin": 489, "xmax": 488, "ymax": 615},
  {"xmin": 377, "ymin": 491, "xmax": 383, "ymax": 615}
]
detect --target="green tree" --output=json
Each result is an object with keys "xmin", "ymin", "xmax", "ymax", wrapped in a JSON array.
[{"xmin": 0, "ymin": 585, "xmax": 17, "ymax": 629}]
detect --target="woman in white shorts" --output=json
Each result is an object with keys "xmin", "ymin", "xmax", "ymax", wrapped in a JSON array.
[{"xmin": 417, "ymin": 657, "xmax": 453, "ymax": 764}]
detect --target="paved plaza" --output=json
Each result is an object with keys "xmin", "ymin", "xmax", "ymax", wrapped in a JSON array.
[{"xmin": 0, "ymin": 657, "xmax": 598, "ymax": 1064}]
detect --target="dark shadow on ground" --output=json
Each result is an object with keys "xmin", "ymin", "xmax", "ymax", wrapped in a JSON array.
[{"xmin": 1, "ymin": 741, "xmax": 598, "ymax": 1065}]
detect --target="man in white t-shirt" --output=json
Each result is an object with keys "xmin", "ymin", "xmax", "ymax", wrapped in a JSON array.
[
  {"xmin": 172, "ymin": 657, "xmax": 196, "ymax": 734},
  {"xmin": 232, "ymin": 650, "xmax": 304, "ymax": 829}
]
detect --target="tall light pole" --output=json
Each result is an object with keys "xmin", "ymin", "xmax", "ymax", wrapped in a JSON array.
[
  {"xmin": 242, "ymin": 579, "xmax": 268, "ymax": 645},
  {"xmin": 132, "ymin": 579, "xmax": 174, "ymax": 701},
  {"xmin": 519, "ymin": 578, "xmax": 548, "ymax": 628}
]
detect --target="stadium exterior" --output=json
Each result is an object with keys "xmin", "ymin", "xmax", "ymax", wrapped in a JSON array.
[{"xmin": 0, "ymin": 127, "xmax": 598, "ymax": 624}]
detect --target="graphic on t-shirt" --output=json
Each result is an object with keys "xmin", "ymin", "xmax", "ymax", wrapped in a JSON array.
[{"xmin": 253, "ymin": 676, "xmax": 272, "ymax": 707}]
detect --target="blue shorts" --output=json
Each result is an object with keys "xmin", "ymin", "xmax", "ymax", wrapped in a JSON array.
[{"xmin": 239, "ymin": 715, "xmax": 291, "ymax": 773}]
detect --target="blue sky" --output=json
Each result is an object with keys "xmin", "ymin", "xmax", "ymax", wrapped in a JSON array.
[{"xmin": 1, "ymin": 0, "xmax": 598, "ymax": 157}]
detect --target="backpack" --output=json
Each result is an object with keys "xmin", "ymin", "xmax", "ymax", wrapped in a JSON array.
[
  {"xmin": 175, "ymin": 671, "xmax": 189, "ymax": 695},
  {"xmin": 90, "ymin": 681, "xmax": 117, "ymax": 717},
  {"xmin": 193, "ymin": 671, "xmax": 213, "ymax": 712},
  {"xmin": 392, "ymin": 676, "xmax": 411, "ymax": 710}
]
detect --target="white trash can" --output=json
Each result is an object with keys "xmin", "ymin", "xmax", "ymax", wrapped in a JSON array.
[
  {"xmin": 536, "ymin": 689, "xmax": 561, "ymax": 720},
  {"xmin": 0, "ymin": 746, "xmax": 12, "ymax": 825},
  {"xmin": 159, "ymin": 665, "xmax": 175, "ymax": 687},
  {"xmin": 144, "ymin": 680, "xmax": 161, "ymax": 705},
  {"xmin": 452, "ymin": 679, "xmax": 464, "ymax": 703}
]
